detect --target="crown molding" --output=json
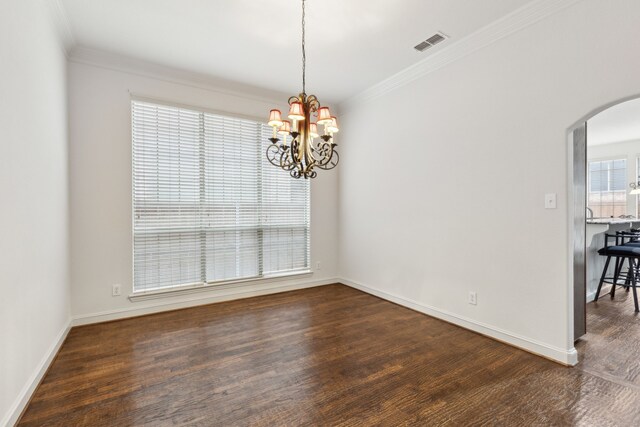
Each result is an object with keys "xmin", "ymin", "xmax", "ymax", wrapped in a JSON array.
[
  {"xmin": 339, "ymin": 0, "xmax": 583, "ymax": 113},
  {"xmin": 46, "ymin": 0, "xmax": 76, "ymax": 56},
  {"xmin": 68, "ymin": 46, "xmax": 296, "ymax": 106}
]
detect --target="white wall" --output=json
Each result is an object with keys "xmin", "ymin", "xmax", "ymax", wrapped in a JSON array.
[
  {"xmin": 0, "ymin": 1, "xmax": 71, "ymax": 425},
  {"xmin": 68, "ymin": 54, "xmax": 339, "ymax": 323},
  {"xmin": 337, "ymin": 0, "xmax": 640, "ymax": 364},
  {"xmin": 587, "ymin": 139, "xmax": 640, "ymax": 216}
]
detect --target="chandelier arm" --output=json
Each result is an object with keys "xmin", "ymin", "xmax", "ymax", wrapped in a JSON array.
[
  {"xmin": 279, "ymin": 149, "xmax": 296, "ymax": 171},
  {"xmin": 266, "ymin": 144, "xmax": 282, "ymax": 167},
  {"xmin": 290, "ymin": 138, "xmax": 299, "ymax": 164},
  {"xmin": 316, "ymin": 153, "xmax": 339, "ymax": 170},
  {"xmin": 288, "ymin": 96, "xmax": 299, "ymax": 106},
  {"xmin": 310, "ymin": 150, "xmax": 327, "ymax": 165},
  {"xmin": 280, "ymin": 152, "xmax": 291, "ymax": 170},
  {"xmin": 316, "ymin": 149, "xmax": 339, "ymax": 170},
  {"xmin": 306, "ymin": 95, "xmax": 319, "ymax": 112},
  {"xmin": 285, "ymin": 144, "xmax": 301, "ymax": 171},
  {"xmin": 310, "ymin": 141, "xmax": 333, "ymax": 165}
]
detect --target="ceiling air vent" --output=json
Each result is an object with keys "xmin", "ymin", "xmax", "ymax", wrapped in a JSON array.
[{"xmin": 414, "ymin": 32, "xmax": 447, "ymax": 52}]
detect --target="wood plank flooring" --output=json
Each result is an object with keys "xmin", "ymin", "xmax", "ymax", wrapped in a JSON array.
[{"xmin": 17, "ymin": 284, "xmax": 640, "ymax": 426}]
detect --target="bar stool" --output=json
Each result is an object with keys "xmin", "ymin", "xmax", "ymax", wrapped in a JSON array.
[
  {"xmin": 595, "ymin": 233, "xmax": 640, "ymax": 312},
  {"xmin": 603, "ymin": 230, "xmax": 640, "ymax": 295},
  {"xmin": 613, "ymin": 230, "xmax": 640, "ymax": 294},
  {"xmin": 605, "ymin": 231, "xmax": 636, "ymax": 291},
  {"xmin": 599, "ymin": 231, "xmax": 639, "ymax": 296}
]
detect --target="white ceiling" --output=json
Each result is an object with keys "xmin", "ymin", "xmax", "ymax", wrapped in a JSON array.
[
  {"xmin": 61, "ymin": 0, "xmax": 533, "ymax": 103},
  {"xmin": 588, "ymin": 98, "xmax": 640, "ymax": 145}
]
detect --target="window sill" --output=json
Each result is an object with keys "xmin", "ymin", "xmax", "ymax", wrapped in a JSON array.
[{"xmin": 128, "ymin": 270, "xmax": 313, "ymax": 302}]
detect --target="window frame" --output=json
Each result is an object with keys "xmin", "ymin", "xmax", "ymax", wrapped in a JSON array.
[{"xmin": 130, "ymin": 97, "xmax": 312, "ymax": 299}]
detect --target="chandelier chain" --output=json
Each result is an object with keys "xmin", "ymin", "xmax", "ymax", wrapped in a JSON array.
[{"xmin": 301, "ymin": 0, "xmax": 306, "ymax": 94}]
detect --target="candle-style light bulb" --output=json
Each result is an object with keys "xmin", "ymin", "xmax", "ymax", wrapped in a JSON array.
[{"xmin": 309, "ymin": 123, "xmax": 319, "ymax": 139}]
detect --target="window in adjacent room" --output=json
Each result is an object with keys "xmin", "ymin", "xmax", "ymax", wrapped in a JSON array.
[
  {"xmin": 132, "ymin": 100, "xmax": 310, "ymax": 293},
  {"xmin": 588, "ymin": 158, "xmax": 627, "ymax": 218}
]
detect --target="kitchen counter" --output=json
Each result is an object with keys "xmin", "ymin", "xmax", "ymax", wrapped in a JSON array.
[{"xmin": 587, "ymin": 218, "xmax": 640, "ymax": 225}]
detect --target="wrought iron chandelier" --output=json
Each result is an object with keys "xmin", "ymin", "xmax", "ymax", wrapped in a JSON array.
[{"xmin": 265, "ymin": 0, "xmax": 339, "ymax": 179}]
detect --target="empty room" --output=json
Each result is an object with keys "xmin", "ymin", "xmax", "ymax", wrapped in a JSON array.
[{"xmin": 3, "ymin": 0, "xmax": 640, "ymax": 425}]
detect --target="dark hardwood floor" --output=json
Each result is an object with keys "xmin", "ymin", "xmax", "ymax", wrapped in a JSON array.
[{"xmin": 17, "ymin": 284, "xmax": 640, "ymax": 426}]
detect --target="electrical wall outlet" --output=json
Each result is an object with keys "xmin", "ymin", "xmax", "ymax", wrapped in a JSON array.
[
  {"xmin": 112, "ymin": 284, "xmax": 122, "ymax": 297},
  {"xmin": 468, "ymin": 291, "xmax": 477, "ymax": 305},
  {"xmin": 316, "ymin": 261, "xmax": 321, "ymax": 270}
]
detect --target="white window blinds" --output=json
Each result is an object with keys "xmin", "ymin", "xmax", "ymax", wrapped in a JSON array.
[
  {"xmin": 132, "ymin": 100, "xmax": 310, "ymax": 293},
  {"xmin": 587, "ymin": 159, "xmax": 627, "ymax": 218}
]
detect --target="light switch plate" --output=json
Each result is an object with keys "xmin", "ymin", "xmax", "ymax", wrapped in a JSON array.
[{"xmin": 545, "ymin": 193, "xmax": 557, "ymax": 209}]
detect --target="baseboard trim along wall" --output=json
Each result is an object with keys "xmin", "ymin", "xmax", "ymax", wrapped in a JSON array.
[
  {"xmin": 3, "ymin": 320, "xmax": 71, "ymax": 427},
  {"xmin": 340, "ymin": 278, "xmax": 579, "ymax": 366},
  {"xmin": 586, "ymin": 284, "xmax": 613, "ymax": 304},
  {"xmin": 72, "ymin": 278, "xmax": 339, "ymax": 326}
]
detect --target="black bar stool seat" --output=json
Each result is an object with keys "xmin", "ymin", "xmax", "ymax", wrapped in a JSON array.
[{"xmin": 598, "ymin": 246, "xmax": 640, "ymax": 256}]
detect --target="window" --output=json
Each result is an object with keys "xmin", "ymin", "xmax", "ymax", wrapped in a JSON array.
[
  {"xmin": 588, "ymin": 159, "xmax": 627, "ymax": 218},
  {"xmin": 132, "ymin": 100, "xmax": 310, "ymax": 293}
]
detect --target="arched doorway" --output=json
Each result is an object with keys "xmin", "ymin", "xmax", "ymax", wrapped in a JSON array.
[{"xmin": 569, "ymin": 95, "xmax": 640, "ymax": 344}]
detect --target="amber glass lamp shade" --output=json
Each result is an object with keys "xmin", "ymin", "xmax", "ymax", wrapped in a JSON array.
[
  {"xmin": 317, "ymin": 106, "xmax": 332, "ymax": 125},
  {"xmin": 268, "ymin": 109, "xmax": 283, "ymax": 127},
  {"xmin": 288, "ymin": 102, "xmax": 305, "ymax": 121}
]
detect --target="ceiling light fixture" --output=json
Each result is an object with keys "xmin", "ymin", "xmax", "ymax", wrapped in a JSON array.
[{"xmin": 265, "ymin": 0, "xmax": 339, "ymax": 179}]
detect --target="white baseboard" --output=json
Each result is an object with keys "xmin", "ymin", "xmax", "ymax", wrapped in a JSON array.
[
  {"xmin": 340, "ymin": 278, "xmax": 578, "ymax": 366},
  {"xmin": 72, "ymin": 278, "xmax": 338, "ymax": 326},
  {"xmin": 587, "ymin": 283, "xmax": 616, "ymax": 303},
  {"xmin": 2, "ymin": 320, "xmax": 71, "ymax": 427}
]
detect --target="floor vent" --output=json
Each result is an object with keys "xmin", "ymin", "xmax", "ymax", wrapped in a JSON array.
[{"xmin": 414, "ymin": 32, "xmax": 448, "ymax": 52}]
